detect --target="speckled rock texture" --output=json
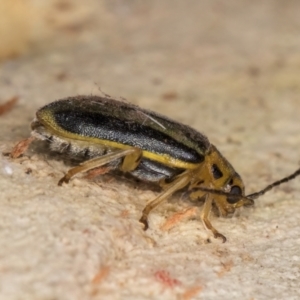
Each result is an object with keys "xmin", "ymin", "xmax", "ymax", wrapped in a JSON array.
[{"xmin": 0, "ymin": 1, "xmax": 300, "ymax": 299}]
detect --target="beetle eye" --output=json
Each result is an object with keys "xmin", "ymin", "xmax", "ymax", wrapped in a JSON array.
[{"xmin": 227, "ymin": 185, "xmax": 242, "ymax": 204}]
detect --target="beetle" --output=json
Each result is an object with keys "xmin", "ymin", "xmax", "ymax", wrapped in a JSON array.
[{"xmin": 11, "ymin": 95, "xmax": 300, "ymax": 242}]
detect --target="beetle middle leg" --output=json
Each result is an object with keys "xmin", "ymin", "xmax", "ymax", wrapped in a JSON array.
[
  {"xmin": 58, "ymin": 147, "xmax": 142, "ymax": 185},
  {"xmin": 139, "ymin": 171, "xmax": 192, "ymax": 230}
]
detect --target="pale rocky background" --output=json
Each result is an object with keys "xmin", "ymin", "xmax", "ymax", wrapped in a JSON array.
[{"xmin": 0, "ymin": 1, "xmax": 300, "ymax": 299}]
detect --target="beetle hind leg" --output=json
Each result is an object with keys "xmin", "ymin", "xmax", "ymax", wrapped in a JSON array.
[{"xmin": 58, "ymin": 148, "xmax": 142, "ymax": 185}]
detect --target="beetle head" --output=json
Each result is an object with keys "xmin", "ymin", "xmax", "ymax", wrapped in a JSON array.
[{"xmin": 189, "ymin": 144, "xmax": 253, "ymax": 216}]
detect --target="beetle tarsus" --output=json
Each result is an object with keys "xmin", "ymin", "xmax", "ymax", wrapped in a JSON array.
[
  {"xmin": 214, "ymin": 232, "xmax": 227, "ymax": 243},
  {"xmin": 58, "ymin": 176, "xmax": 69, "ymax": 186},
  {"xmin": 139, "ymin": 215, "xmax": 149, "ymax": 231}
]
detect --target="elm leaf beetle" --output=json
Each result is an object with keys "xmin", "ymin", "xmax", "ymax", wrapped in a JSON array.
[{"xmin": 11, "ymin": 95, "xmax": 300, "ymax": 242}]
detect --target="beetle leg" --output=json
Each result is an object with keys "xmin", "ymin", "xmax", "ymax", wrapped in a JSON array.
[
  {"xmin": 189, "ymin": 190, "xmax": 206, "ymax": 202},
  {"xmin": 201, "ymin": 195, "xmax": 227, "ymax": 243},
  {"xmin": 140, "ymin": 171, "xmax": 192, "ymax": 230},
  {"xmin": 120, "ymin": 148, "xmax": 142, "ymax": 172},
  {"xmin": 58, "ymin": 148, "xmax": 141, "ymax": 185},
  {"xmin": 10, "ymin": 136, "xmax": 35, "ymax": 158}
]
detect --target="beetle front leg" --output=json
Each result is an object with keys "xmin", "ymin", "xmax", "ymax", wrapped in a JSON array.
[{"xmin": 201, "ymin": 195, "xmax": 227, "ymax": 243}]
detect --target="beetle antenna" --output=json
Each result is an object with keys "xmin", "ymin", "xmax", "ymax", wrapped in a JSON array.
[{"xmin": 247, "ymin": 167, "xmax": 300, "ymax": 200}]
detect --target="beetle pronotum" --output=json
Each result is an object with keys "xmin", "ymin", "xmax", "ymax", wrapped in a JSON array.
[{"xmin": 11, "ymin": 96, "xmax": 300, "ymax": 242}]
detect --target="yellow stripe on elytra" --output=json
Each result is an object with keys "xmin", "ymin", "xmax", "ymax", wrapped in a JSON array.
[{"xmin": 38, "ymin": 110, "xmax": 199, "ymax": 170}]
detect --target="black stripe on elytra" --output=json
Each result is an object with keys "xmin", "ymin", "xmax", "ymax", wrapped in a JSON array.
[{"xmin": 53, "ymin": 110, "xmax": 204, "ymax": 164}]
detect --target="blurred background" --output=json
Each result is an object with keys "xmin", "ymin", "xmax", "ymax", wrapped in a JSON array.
[{"xmin": 1, "ymin": 0, "xmax": 300, "ymax": 100}]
